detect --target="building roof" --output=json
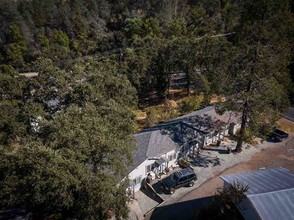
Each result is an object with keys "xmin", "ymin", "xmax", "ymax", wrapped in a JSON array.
[
  {"xmin": 220, "ymin": 167, "xmax": 294, "ymax": 220},
  {"xmin": 19, "ymin": 72, "xmax": 39, "ymax": 78},
  {"xmin": 129, "ymin": 106, "xmax": 239, "ymax": 173}
]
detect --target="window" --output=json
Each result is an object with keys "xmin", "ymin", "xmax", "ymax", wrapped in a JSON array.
[
  {"xmin": 145, "ymin": 163, "xmax": 155, "ymax": 174},
  {"xmin": 179, "ymin": 176, "xmax": 187, "ymax": 183},
  {"xmin": 169, "ymin": 153, "xmax": 177, "ymax": 161},
  {"xmin": 133, "ymin": 176, "xmax": 142, "ymax": 186}
]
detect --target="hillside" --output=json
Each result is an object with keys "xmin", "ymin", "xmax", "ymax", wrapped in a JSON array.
[{"xmin": 0, "ymin": 0, "xmax": 294, "ymax": 219}]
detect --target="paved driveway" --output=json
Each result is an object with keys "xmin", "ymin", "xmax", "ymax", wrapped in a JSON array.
[{"xmin": 284, "ymin": 107, "xmax": 294, "ymax": 122}]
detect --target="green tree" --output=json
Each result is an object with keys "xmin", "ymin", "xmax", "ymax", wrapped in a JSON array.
[
  {"xmin": 5, "ymin": 24, "xmax": 28, "ymax": 67},
  {"xmin": 0, "ymin": 65, "xmax": 27, "ymax": 144},
  {"xmin": 0, "ymin": 59, "xmax": 137, "ymax": 219},
  {"xmin": 218, "ymin": 0, "xmax": 292, "ymax": 152}
]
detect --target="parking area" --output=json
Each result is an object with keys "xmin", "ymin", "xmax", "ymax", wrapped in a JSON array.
[
  {"xmin": 146, "ymin": 139, "xmax": 241, "ymax": 200},
  {"xmin": 127, "ymin": 117, "xmax": 294, "ymax": 220},
  {"xmin": 129, "ymin": 136, "xmax": 281, "ymax": 220}
]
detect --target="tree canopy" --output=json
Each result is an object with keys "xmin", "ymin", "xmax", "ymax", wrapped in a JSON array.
[
  {"xmin": 0, "ymin": 0, "xmax": 294, "ymax": 218},
  {"xmin": 0, "ymin": 59, "xmax": 136, "ymax": 219}
]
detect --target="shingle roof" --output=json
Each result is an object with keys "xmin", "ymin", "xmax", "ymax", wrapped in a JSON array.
[
  {"xmin": 220, "ymin": 167, "xmax": 294, "ymax": 220},
  {"xmin": 128, "ymin": 131, "xmax": 151, "ymax": 172},
  {"xmin": 146, "ymin": 129, "xmax": 179, "ymax": 157},
  {"xmin": 129, "ymin": 106, "xmax": 240, "ymax": 173}
]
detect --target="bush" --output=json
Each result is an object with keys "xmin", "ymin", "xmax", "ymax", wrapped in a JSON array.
[
  {"xmin": 179, "ymin": 95, "xmax": 203, "ymax": 114},
  {"xmin": 235, "ymin": 128, "xmax": 254, "ymax": 143},
  {"xmin": 178, "ymin": 157, "xmax": 191, "ymax": 168},
  {"xmin": 146, "ymin": 109, "xmax": 157, "ymax": 127},
  {"xmin": 197, "ymin": 181, "xmax": 248, "ymax": 219}
]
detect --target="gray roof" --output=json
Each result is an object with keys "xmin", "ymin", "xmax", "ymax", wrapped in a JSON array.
[
  {"xmin": 19, "ymin": 72, "xmax": 39, "ymax": 78},
  {"xmin": 129, "ymin": 106, "xmax": 239, "ymax": 173},
  {"xmin": 220, "ymin": 167, "xmax": 294, "ymax": 220},
  {"xmin": 46, "ymin": 98, "xmax": 60, "ymax": 108},
  {"xmin": 129, "ymin": 132, "xmax": 151, "ymax": 172}
]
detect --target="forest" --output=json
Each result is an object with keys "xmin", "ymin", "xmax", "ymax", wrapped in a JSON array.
[{"xmin": 0, "ymin": 0, "xmax": 294, "ymax": 219}]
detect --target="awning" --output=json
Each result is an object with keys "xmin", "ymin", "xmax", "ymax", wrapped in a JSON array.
[{"xmin": 155, "ymin": 158, "xmax": 167, "ymax": 167}]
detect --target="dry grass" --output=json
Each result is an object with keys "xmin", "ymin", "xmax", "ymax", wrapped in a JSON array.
[
  {"xmin": 277, "ymin": 118, "xmax": 294, "ymax": 133},
  {"xmin": 210, "ymin": 95, "xmax": 227, "ymax": 104},
  {"xmin": 133, "ymin": 109, "xmax": 147, "ymax": 120}
]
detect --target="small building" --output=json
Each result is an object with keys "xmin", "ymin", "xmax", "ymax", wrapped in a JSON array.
[
  {"xmin": 19, "ymin": 72, "xmax": 39, "ymax": 78},
  {"xmin": 128, "ymin": 106, "xmax": 240, "ymax": 193},
  {"xmin": 220, "ymin": 167, "xmax": 294, "ymax": 220}
]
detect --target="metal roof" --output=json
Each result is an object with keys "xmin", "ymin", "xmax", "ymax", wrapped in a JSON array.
[
  {"xmin": 220, "ymin": 167, "xmax": 294, "ymax": 195},
  {"xmin": 19, "ymin": 72, "xmax": 39, "ymax": 78},
  {"xmin": 249, "ymin": 188, "xmax": 294, "ymax": 220},
  {"xmin": 221, "ymin": 167, "xmax": 294, "ymax": 220}
]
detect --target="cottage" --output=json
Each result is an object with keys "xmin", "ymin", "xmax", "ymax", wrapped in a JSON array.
[
  {"xmin": 128, "ymin": 106, "xmax": 240, "ymax": 192},
  {"xmin": 221, "ymin": 167, "xmax": 294, "ymax": 220}
]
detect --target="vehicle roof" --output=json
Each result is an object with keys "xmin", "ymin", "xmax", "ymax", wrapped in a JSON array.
[{"xmin": 175, "ymin": 168, "xmax": 194, "ymax": 178}]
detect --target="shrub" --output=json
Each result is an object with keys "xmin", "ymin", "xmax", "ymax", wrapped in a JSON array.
[
  {"xmin": 180, "ymin": 95, "xmax": 203, "ymax": 114},
  {"xmin": 178, "ymin": 157, "xmax": 191, "ymax": 168}
]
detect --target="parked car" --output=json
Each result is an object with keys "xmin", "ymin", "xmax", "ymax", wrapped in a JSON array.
[
  {"xmin": 161, "ymin": 168, "xmax": 197, "ymax": 194},
  {"xmin": 268, "ymin": 128, "xmax": 289, "ymax": 142}
]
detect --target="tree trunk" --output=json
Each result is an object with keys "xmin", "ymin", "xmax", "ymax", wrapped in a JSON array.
[
  {"xmin": 235, "ymin": 81, "xmax": 252, "ymax": 153},
  {"xmin": 235, "ymin": 102, "xmax": 248, "ymax": 152},
  {"xmin": 187, "ymin": 84, "xmax": 191, "ymax": 96},
  {"xmin": 186, "ymin": 68, "xmax": 191, "ymax": 96}
]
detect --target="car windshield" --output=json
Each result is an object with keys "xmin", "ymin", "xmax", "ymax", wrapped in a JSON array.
[{"xmin": 170, "ymin": 173, "xmax": 179, "ymax": 182}]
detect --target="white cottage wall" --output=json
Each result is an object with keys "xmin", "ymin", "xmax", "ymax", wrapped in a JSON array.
[
  {"xmin": 128, "ymin": 159, "xmax": 155, "ymax": 192},
  {"xmin": 128, "ymin": 150, "xmax": 178, "ymax": 192}
]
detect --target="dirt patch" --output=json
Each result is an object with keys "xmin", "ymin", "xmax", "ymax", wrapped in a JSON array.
[
  {"xmin": 277, "ymin": 118, "xmax": 294, "ymax": 132},
  {"xmin": 178, "ymin": 136, "xmax": 294, "ymax": 202}
]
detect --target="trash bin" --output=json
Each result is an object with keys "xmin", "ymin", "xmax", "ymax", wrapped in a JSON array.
[
  {"xmin": 146, "ymin": 173, "xmax": 152, "ymax": 184},
  {"xmin": 227, "ymin": 147, "xmax": 231, "ymax": 154}
]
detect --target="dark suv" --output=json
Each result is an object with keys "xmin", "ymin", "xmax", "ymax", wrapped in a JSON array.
[
  {"xmin": 268, "ymin": 128, "xmax": 289, "ymax": 142},
  {"xmin": 161, "ymin": 168, "xmax": 197, "ymax": 194}
]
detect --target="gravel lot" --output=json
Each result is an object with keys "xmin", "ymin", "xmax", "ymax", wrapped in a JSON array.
[
  {"xmin": 144, "ymin": 134, "xmax": 294, "ymax": 220},
  {"xmin": 129, "ymin": 134, "xmax": 290, "ymax": 220}
]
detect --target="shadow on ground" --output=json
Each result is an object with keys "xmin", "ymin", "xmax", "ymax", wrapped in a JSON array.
[
  {"xmin": 151, "ymin": 181, "xmax": 166, "ymax": 195},
  {"xmin": 149, "ymin": 196, "xmax": 214, "ymax": 220},
  {"xmin": 0, "ymin": 208, "xmax": 30, "ymax": 220},
  {"xmin": 140, "ymin": 187, "xmax": 163, "ymax": 203},
  {"xmin": 203, "ymin": 147, "xmax": 232, "ymax": 154},
  {"xmin": 189, "ymin": 154, "xmax": 222, "ymax": 167}
]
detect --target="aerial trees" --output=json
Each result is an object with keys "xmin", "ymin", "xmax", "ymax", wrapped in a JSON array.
[
  {"xmin": 0, "ymin": 59, "xmax": 137, "ymax": 219},
  {"xmin": 218, "ymin": 0, "xmax": 293, "ymax": 152}
]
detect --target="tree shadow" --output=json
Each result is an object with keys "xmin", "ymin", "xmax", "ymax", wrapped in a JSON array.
[
  {"xmin": 203, "ymin": 147, "xmax": 232, "ymax": 154},
  {"xmin": 0, "ymin": 208, "xmax": 30, "ymax": 220},
  {"xmin": 189, "ymin": 154, "xmax": 222, "ymax": 167},
  {"xmin": 149, "ymin": 196, "xmax": 214, "ymax": 220},
  {"xmin": 142, "ymin": 107, "xmax": 221, "ymax": 148}
]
